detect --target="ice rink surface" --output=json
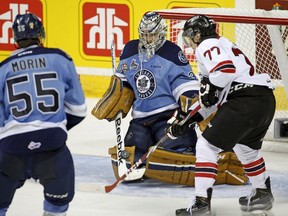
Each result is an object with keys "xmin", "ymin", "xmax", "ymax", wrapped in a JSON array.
[{"xmin": 7, "ymin": 99, "xmax": 288, "ymax": 216}]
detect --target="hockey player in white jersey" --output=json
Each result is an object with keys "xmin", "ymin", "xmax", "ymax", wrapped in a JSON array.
[
  {"xmin": 114, "ymin": 11, "xmax": 200, "ymax": 165},
  {"xmin": 167, "ymin": 15, "xmax": 276, "ymax": 215},
  {"xmin": 0, "ymin": 13, "xmax": 87, "ymax": 216}
]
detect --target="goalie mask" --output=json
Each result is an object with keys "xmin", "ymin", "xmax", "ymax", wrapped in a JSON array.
[
  {"xmin": 138, "ymin": 11, "xmax": 167, "ymax": 62},
  {"xmin": 182, "ymin": 15, "xmax": 217, "ymax": 50}
]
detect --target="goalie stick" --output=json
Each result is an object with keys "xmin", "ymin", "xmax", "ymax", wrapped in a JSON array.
[
  {"xmin": 104, "ymin": 104, "xmax": 201, "ymax": 193},
  {"xmin": 110, "ymin": 35, "xmax": 145, "ymax": 181}
]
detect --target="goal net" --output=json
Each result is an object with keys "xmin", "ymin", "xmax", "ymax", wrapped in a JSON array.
[{"xmin": 156, "ymin": 8, "xmax": 288, "ymax": 147}]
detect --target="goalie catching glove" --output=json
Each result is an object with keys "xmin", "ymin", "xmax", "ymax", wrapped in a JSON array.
[{"xmin": 91, "ymin": 75, "xmax": 134, "ymax": 121}]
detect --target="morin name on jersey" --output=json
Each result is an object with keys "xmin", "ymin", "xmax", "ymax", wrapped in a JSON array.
[{"xmin": 11, "ymin": 57, "xmax": 47, "ymax": 72}]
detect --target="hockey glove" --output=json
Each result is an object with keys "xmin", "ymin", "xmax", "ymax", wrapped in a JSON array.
[
  {"xmin": 167, "ymin": 109, "xmax": 186, "ymax": 125},
  {"xmin": 166, "ymin": 109, "xmax": 195, "ymax": 139},
  {"xmin": 167, "ymin": 122, "xmax": 190, "ymax": 139},
  {"xmin": 200, "ymin": 77, "xmax": 219, "ymax": 108}
]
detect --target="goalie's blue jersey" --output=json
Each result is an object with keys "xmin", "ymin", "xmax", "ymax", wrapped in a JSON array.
[
  {"xmin": 0, "ymin": 45, "xmax": 87, "ymax": 153},
  {"xmin": 116, "ymin": 39, "xmax": 199, "ymax": 119}
]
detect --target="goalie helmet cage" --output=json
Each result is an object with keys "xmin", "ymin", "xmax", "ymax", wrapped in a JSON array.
[{"xmin": 156, "ymin": 8, "xmax": 288, "ymax": 148}]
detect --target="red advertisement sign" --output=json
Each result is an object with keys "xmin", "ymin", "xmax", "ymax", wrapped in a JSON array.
[
  {"xmin": 0, "ymin": 0, "xmax": 43, "ymax": 52},
  {"xmin": 82, "ymin": 2, "xmax": 130, "ymax": 57}
]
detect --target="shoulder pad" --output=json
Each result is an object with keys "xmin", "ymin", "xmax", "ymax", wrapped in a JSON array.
[
  {"xmin": 158, "ymin": 41, "xmax": 189, "ymax": 66},
  {"xmin": 120, "ymin": 40, "xmax": 139, "ymax": 60}
]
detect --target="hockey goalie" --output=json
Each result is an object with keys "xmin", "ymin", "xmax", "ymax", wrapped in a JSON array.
[{"xmin": 91, "ymin": 11, "xmax": 248, "ymax": 186}]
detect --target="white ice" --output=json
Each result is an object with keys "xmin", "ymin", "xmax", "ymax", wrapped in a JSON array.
[{"xmin": 7, "ymin": 98, "xmax": 288, "ymax": 216}]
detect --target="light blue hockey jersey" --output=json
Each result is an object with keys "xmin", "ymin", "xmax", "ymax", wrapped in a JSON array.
[
  {"xmin": 116, "ymin": 39, "xmax": 199, "ymax": 119},
  {"xmin": 0, "ymin": 45, "xmax": 87, "ymax": 153}
]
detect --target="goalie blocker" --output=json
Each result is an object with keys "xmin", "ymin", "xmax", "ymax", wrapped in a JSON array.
[{"xmin": 108, "ymin": 146, "xmax": 248, "ymax": 186}]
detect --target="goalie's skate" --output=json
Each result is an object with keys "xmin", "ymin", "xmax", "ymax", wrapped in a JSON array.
[
  {"xmin": 239, "ymin": 177, "xmax": 274, "ymax": 212},
  {"xmin": 175, "ymin": 188, "xmax": 212, "ymax": 216}
]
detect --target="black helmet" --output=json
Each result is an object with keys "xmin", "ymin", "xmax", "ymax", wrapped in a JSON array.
[
  {"xmin": 182, "ymin": 15, "xmax": 217, "ymax": 46},
  {"xmin": 12, "ymin": 13, "xmax": 45, "ymax": 43}
]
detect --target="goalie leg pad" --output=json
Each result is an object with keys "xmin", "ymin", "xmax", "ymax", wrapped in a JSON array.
[
  {"xmin": 215, "ymin": 152, "xmax": 248, "ymax": 185},
  {"xmin": 145, "ymin": 148, "xmax": 196, "ymax": 186},
  {"xmin": 91, "ymin": 75, "xmax": 134, "ymax": 121},
  {"xmin": 145, "ymin": 149, "xmax": 247, "ymax": 186},
  {"xmin": 108, "ymin": 146, "xmax": 135, "ymax": 179},
  {"xmin": 108, "ymin": 147, "xmax": 247, "ymax": 185}
]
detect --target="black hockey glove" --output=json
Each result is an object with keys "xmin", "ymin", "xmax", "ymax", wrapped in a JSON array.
[
  {"xmin": 166, "ymin": 109, "xmax": 196, "ymax": 139},
  {"xmin": 200, "ymin": 77, "xmax": 219, "ymax": 108},
  {"xmin": 167, "ymin": 122, "xmax": 191, "ymax": 139}
]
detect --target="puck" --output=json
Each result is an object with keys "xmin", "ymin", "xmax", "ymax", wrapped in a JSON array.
[{"xmin": 121, "ymin": 150, "xmax": 130, "ymax": 159}]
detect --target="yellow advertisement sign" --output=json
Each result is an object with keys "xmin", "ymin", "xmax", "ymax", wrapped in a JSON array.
[{"xmin": 0, "ymin": 0, "xmax": 234, "ymax": 97}]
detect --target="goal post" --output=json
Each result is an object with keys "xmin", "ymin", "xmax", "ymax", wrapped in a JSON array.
[{"xmin": 156, "ymin": 8, "xmax": 288, "ymax": 146}]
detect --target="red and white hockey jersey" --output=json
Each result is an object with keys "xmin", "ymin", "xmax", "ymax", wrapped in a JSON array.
[{"xmin": 195, "ymin": 36, "xmax": 274, "ymax": 90}]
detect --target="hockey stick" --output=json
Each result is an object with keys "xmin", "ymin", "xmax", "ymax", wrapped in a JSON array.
[
  {"xmin": 104, "ymin": 104, "xmax": 201, "ymax": 193},
  {"xmin": 110, "ymin": 35, "xmax": 145, "ymax": 181}
]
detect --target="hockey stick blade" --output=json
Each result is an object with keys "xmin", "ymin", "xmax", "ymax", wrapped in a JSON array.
[
  {"xmin": 124, "ymin": 167, "xmax": 146, "ymax": 181},
  {"xmin": 104, "ymin": 104, "xmax": 201, "ymax": 193}
]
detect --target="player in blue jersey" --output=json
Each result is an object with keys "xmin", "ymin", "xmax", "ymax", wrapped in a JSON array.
[
  {"xmin": 0, "ymin": 13, "xmax": 87, "ymax": 216},
  {"xmin": 115, "ymin": 12, "xmax": 199, "ymax": 163}
]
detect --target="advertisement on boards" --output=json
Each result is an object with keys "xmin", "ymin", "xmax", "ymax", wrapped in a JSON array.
[{"xmin": 0, "ymin": 0, "xmax": 233, "ymax": 97}]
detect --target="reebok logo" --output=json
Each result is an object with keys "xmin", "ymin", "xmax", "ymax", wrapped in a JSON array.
[
  {"xmin": 82, "ymin": 2, "xmax": 130, "ymax": 58},
  {"xmin": 0, "ymin": 1, "xmax": 43, "ymax": 52},
  {"xmin": 115, "ymin": 116, "xmax": 125, "ymax": 165}
]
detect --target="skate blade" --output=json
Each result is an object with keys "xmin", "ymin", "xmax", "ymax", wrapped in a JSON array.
[
  {"xmin": 240, "ymin": 202, "xmax": 273, "ymax": 212},
  {"xmin": 241, "ymin": 209, "xmax": 275, "ymax": 216},
  {"xmin": 175, "ymin": 210, "xmax": 214, "ymax": 216}
]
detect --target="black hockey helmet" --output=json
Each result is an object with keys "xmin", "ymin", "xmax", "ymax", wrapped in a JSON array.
[
  {"xmin": 182, "ymin": 15, "xmax": 217, "ymax": 46},
  {"xmin": 12, "ymin": 13, "xmax": 45, "ymax": 43}
]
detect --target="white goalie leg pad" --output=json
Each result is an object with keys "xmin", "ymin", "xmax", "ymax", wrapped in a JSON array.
[{"xmin": 195, "ymin": 136, "xmax": 222, "ymax": 197}]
